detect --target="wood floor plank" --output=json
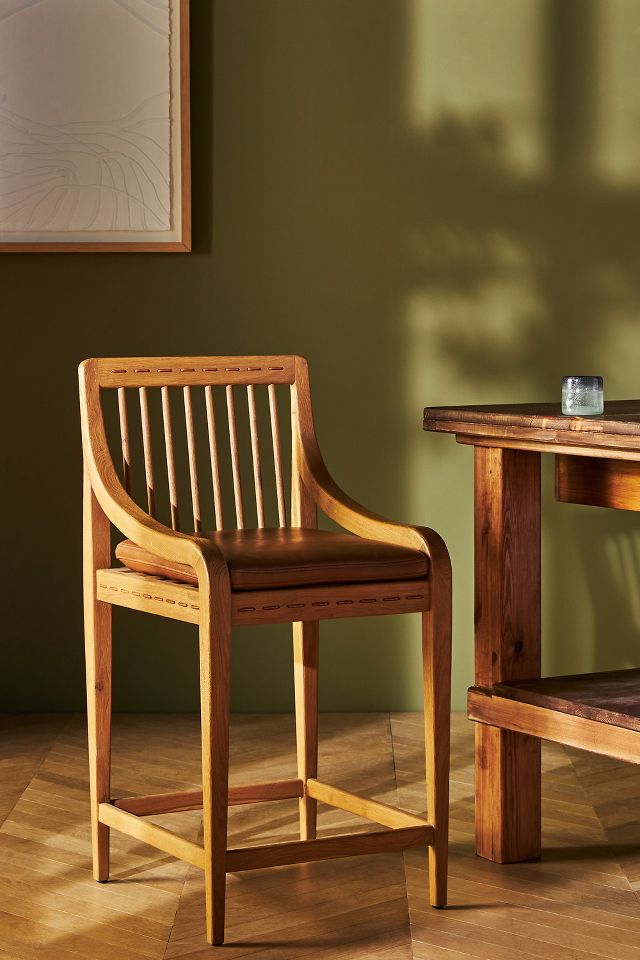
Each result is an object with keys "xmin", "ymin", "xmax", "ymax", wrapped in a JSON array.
[{"xmin": 1, "ymin": 712, "xmax": 639, "ymax": 957}]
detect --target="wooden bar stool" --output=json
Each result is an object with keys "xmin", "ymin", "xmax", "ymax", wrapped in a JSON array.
[{"xmin": 79, "ymin": 355, "xmax": 452, "ymax": 946}]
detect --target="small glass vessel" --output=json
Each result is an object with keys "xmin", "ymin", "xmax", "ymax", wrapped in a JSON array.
[{"xmin": 561, "ymin": 376, "xmax": 604, "ymax": 416}]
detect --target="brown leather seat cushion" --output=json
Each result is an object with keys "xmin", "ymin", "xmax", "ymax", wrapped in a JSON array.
[{"xmin": 115, "ymin": 528, "xmax": 428, "ymax": 592}]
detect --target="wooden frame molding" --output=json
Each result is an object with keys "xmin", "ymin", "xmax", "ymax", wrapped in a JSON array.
[{"xmin": 1, "ymin": 0, "xmax": 191, "ymax": 253}]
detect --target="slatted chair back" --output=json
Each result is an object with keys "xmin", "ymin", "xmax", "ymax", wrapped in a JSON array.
[{"xmin": 81, "ymin": 356, "xmax": 312, "ymax": 535}]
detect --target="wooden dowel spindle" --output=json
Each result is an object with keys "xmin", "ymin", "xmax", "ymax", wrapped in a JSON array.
[
  {"xmin": 247, "ymin": 385, "xmax": 265, "ymax": 528},
  {"xmin": 117, "ymin": 387, "xmax": 132, "ymax": 495},
  {"xmin": 226, "ymin": 385, "xmax": 245, "ymax": 528},
  {"xmin": 161, "ymin": 386, "xmax": 180, "ymax": 530},
  {"xmin": 183, "ymin": 386, "xmax": 202, "ymax": 533},
  {"xmin": 268, "ymin": 384, "xmax": 286, "ymax": 527},
  {"xmin": 205, "ymin": 386, "xmax": 224, "ymax": 530},
  {"xmin": 138, "ymin": 387, "xmax": 155, "ymax": 516}
]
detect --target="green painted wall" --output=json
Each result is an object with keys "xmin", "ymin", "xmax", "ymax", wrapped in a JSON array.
[{"xmin": 3, "ymin": 0, "xmax": 640, "ymax": 714}]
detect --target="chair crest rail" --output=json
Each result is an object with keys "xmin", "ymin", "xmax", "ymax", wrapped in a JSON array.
[{"xmin": 90, "ymin": 356, "xmax": 296, "ymax": 388}]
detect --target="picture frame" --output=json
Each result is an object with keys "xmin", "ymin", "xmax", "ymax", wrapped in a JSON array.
[{"xmin": 0, "ymin": 0, "xmax": 191, "ymax": 253}]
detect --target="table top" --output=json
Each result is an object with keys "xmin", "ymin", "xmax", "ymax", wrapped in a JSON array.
[{"xmin": 423, "ymin": 400, "xmax": 640, "ymax": 456}]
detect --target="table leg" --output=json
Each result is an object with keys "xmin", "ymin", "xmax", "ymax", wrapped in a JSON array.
[{"xmin": 473, "ymin": 446, "xmax": 541, "ymax": 862}]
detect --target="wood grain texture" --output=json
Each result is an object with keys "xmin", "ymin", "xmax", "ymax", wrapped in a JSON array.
[
  {"xmin": 117, "ymin": 387, "xmax": 132, "ymax": 495},
  {"xmin": 457, "ymin": 433, "xmax": 640, "ymax": 461},
  {"xmin": 96, "ymin": 568, "xmax": 201, "ymax": 624},
  {"xmin": 82, "ymin": 469, "xmax": 112, "ymax": 882},
  {"xmin": 197, "ymin": 560, "xmax": 232, "ymax": 945},
  {"xmin": 226, "ymin": 384, "xmax": 245, "ymax": 529},
  {"xmin": 183, "ymin": 386, "xmax": 202, "ymax": 532},
  {"xmin": 474, "ymin": 446, "xmax": 542, "ymax": 863},
  {"xmin": 226, "ymin": 826, "xmax": 434, "ymax": 873},
  {"xmin": 161, "ymin": 386, "xmax": 180, "ymax": 530},
  {"xmin": 555, "ymin": 454, "xmax": 640, "ymax": 510},
  {"xmin": 422, "ymin": 531, "xmax": 452, "ymax": 905},
  {"xmin": 306, "ymin": 780, "xmax": 428, "ymax": 829},
  {"xmin": 425, "ymin": 400, "xmax": 640, "ymax": 873},
  {"xmin": 492, "ymin": 668, "xmax": 640, "ymax": 731},
  {"xmin": 204, "ymin": 385, "xmax": 224, "ymax": 530},
  {"xmin": 80, "ymin": 354, "xmax": 452, "ymax": 945},
  {"xmin": 424, "ymin": 401, "xmax": 640, "ymax": 456},
  {"xmin": 290, "ymin": 373, "xmax": 320, "ymax": 842},
  {"xmin": 424, "ymin": 400, "xmax": 640, "ymax": 437},
  {"xmin": 269, "ymin": 383, "xmax": 287, "ymax": 526},
  {"xmin": 469, "ymin": 688, "xmax": 640, "ymax": 763},
  {"xmin": 98, "ymin": 804, "xmax": 205, "ymax": 870},
  {"xmin": 138, "ymin": 387, "xmax": 156, "ymax": 517},
  {"xmin": 96, "ymin": 567, "xmax": 430, "ymax": 626},
  {"xmin": 247, "ymin": 384, "xmax": 265, "ymax": 527},
  {"xmin": 114, "ymin": 780, "xmax": 304, "ymax": 816},
  {"xmin": 89, "ymin": 356, "xmax": 296, "ymax": 389},
  {"xmin": 3, "ymin": 713, "xmax": 640, "ymax": 959},
  {"xmin": 293, "ymin": 621, "xmax": 319, "ymax": 840}
]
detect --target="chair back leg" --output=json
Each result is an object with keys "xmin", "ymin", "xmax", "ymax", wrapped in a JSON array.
[
  {"xmin": 293, "ymin": 620, "xmax": 319, "ymax": 840},
  {"xmin": 422, "ymin": 538, "xmax": 452, "ymax": 907},
  {"xmin": 83, "ymin": 471, "xmax": 113, "ymax": 882},
  {"xmin": 199, "ymin": 595, "xmax": 232, "ymax": 946}
]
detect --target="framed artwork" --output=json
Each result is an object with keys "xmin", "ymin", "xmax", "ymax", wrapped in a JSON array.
[{"xmin": 0, "ymin": 0, "xmax": 191, "ymax": 252}]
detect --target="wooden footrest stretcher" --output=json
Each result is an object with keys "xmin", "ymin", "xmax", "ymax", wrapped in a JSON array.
[{"xmin": 98, "ymin": 777, "xmax": 434, "ymax": 874}]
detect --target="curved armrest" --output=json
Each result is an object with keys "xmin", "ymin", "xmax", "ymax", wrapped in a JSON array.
[
  {"xmin": 292, "ymin": 356, "xmax": 449, "ymax": 565},
  {"xmin": 80, "ymin": 362, "xmax": 226, "ymax": 580},
  {"xmin": 298, "ymin": 430, "xmax": 448, "ymax": 564},
  {"xmin": 86, "ymin": 448, "xmax": 225, "ymax": 578}
]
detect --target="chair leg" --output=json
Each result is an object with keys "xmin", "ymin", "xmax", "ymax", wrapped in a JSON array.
[
  {"xmin": 83, "ymin": 474, "xmax": 112, "ymax": 882},
  {"xmin": 422, "ymin": 542, "xmax": 452, "ymax": 907},
  {"xmin": 199, "ymin": 598, "xmax": 232, "ymax": 946},
  {"xmin": 293, "ymin": 620, "xmax": 319, "ymax": 840}
]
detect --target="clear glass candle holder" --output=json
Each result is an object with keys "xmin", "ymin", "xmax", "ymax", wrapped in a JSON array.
[{"xmin": 561, "ymin": 375, "xmax": 604, "ymax": 416}]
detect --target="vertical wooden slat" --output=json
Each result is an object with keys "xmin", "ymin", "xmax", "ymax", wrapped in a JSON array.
[
  {"xmin": 226, "ymin": 385, "xmax": 244, "ymax": 528},
  {"xmin": 205, "ymin": 386, "xmax": 224, "ymax": 530},
  {"xmin": 183, "ymin": 386, "xmax": 202, "ymax": 533},
  {"xmin": 268, "ymin": 383, "xmax": 286, "ymax": 527},
  {"xmin": 117, "ymin": 387, "xmax": 132, "ymax": 495},
  {"xmin": 138, "ymin": 387, "xmax": 155, "ymax": 516},
  {"xmin": 161, "ymin": 386, "xmax": 180, "ymax": 530},
  {"xmin": 247, "ymin": 385, "xmax": 265, "ymax": 528}
]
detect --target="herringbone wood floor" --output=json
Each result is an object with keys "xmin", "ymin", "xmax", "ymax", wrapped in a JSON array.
[{"xmin": 0, "ymin": 712, "xmax": 639, "ymax": 959}]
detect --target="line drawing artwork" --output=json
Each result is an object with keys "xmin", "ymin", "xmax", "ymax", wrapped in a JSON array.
[{"xmin": 0, "ymin": 0, "xmax": 177, "ymax": 239}]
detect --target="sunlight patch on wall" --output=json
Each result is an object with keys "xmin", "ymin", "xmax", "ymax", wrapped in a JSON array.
[
  {"xmin": 594, "ymin": 0, "xmax": 640, "ymax": 186},
  {"xmin": 407, "ymin": 0, "xmax": 547, "ymax": 177}
]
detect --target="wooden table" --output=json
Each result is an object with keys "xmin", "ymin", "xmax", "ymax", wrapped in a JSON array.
[{"xmin": 423, "ymin": 401, "xmax": 640, "ymax": 863}]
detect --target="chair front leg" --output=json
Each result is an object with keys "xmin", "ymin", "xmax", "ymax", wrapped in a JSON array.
[
  {"xmin": 199, "ymin": 575, "xmax": 232, "ymax": 946},
  {"xmin": 83, "ymin": 472, "xmax": 112, "ymax": 882},
  {"xmin": 422, "ymin": 538, "xmax": 452, "ymax": 907},
  {"xmin": 293, "ymin": 620, "xmax": 319, "ymax": 840}
]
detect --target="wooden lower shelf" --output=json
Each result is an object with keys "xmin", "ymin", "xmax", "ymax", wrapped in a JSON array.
[
  {"xmin": 468, "ymin": 668, "xmax": 640, "ymax": 764},
  {"xmin": 493, "ymin": 668, "xmax": 640, "ymax": 732}
]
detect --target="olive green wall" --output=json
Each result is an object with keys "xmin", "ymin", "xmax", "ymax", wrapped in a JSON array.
[{"xmin": 3, "ymin": 0, "xmax": 640, "ymax": 714}]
